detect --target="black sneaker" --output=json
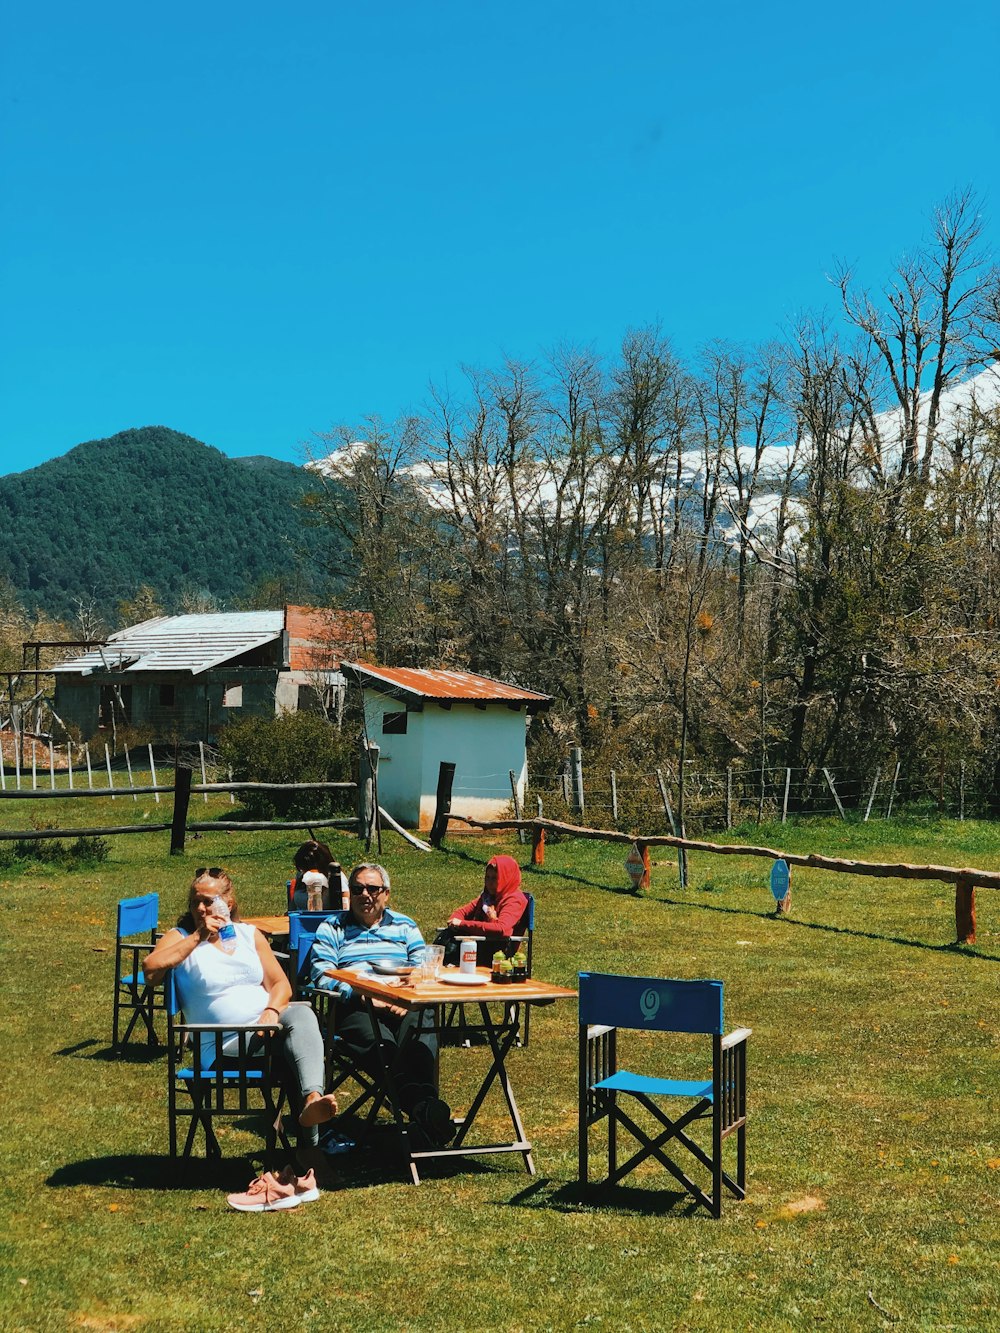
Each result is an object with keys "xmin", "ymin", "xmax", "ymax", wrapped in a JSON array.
[{"xmin": 411, "ymin": 1095, "xmax": 455, "ymax": 1147}]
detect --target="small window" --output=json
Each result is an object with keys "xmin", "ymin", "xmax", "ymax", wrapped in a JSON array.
[
  {"xmin": 382, "ymin": 711, "xmax": 407, "ymax": 734},
  {"xmin": 222, "ymin": 684, "xmax": 243, "ymax": 708},
  {"xmin": 159, "ymin": 683, "xmax": 175, "ymax": 708}
]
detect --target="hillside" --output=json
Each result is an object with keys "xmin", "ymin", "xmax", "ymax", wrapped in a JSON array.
[{"xmin": 0, "ymin": 427, "xmax": 345, "ymax": 621}]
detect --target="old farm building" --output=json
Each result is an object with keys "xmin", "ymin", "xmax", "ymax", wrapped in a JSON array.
[
  {"xmin": 342, "ymin": 662, "xmax": 552, "ymax": 830},
  {"xmin": 48, "ymin": 606, "xmax": 372, "ymax": 742}
]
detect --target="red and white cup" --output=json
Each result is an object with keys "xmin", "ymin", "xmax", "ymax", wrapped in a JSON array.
[{"xmin": 458, "ymin": 938, "xmax": 478, "ymax": 974}]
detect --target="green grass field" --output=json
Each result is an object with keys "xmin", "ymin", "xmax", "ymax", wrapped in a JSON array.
[{"xmin": 1, "ymin": 797, "xmax": 998, "ymax": 1332}]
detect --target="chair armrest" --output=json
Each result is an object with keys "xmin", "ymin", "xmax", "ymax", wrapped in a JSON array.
[
  {"xmin": 174, "ymin": 1021, "xmax": 281, "ymax": 1033},
  {"xmin": 721, "ymin": 1027, "xmax": 752, "ymax": 1050},
  {"xmin": 586, "ymin": 1024, "xmax": 616, "ymax": 1040}
]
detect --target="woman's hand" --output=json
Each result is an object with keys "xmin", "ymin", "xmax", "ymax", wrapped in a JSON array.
[
  {"xmin": 256, "ymin": 1003, "xmax": 282, "ymax": 1036},
  {"xmin": 483, "ymin": 904, "xmax": 498, "ymax": 921},
  {"xmin": 447, "ymin": 916, "xmax": 463, "ymax": 926},
  {"xmin": 198, "ymin": 908, "xmax": 227, "ymax": 942}
]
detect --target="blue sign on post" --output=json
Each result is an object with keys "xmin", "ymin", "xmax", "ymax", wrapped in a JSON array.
[{"xmin": 770, "ymin": 858, "xmax": 790, "ymax": 903}]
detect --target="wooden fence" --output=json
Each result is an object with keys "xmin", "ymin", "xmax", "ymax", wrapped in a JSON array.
[
  {"xmin": 0, "ymin": 763, "xmax": 364, "ymax": 854},
  {"xmin": 443, "ymin": 812, "xmax": 989, "ymax": 947}
]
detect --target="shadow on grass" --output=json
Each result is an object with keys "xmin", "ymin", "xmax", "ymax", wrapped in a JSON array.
[
  {"xmin": 502, "ymin": 1175, "xmax": 703, "ymax": 1217},
  {"xmin": 46, "ymin": 1154, "xmax": 253, "ymax": 1192},
  {"xmin": 653, "ymin": 894, "xmax": 1000, "ymax": 961},
  {"xmin": 54, "ymin": 1038, "xmax": 166, "ymax": 1064}
]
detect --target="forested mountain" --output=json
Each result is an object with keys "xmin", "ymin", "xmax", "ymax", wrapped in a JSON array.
[{"xmin": 0, "ymin": 427, "xmax": 344, "ymax": 621}]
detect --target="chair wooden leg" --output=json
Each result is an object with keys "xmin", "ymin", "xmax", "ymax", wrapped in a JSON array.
[
  {"xmin": 736, "ymin": 1123, "xmax": 746, "ymax": 1196},
  {"xmin": 608, "ymin": 1092, "xmax": 617, "ymax": 1180}
]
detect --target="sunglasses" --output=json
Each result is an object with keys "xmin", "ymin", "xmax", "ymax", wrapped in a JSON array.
[
  {"xmin": 350, "ymin": 883, "xmax": 388, "ymax": 896},
  {"xmin": 195, "ymin": 867, "xmax": 226, "ymax": 878}
]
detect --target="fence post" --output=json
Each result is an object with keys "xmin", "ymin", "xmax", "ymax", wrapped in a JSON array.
[
  {"xmin": 85, "ymin": 742, "xmax": 93, "ymax": 790},
  {"xmin": 863, "ymin": 768, "xmax": 880, "ymax": 823},
  {"xmin": 886, "ymin": 761, "xmax": 901, "ymax": 819},
  {"xmin": 430, "ymin": 761, "xmax": 456, "ymax": 849},
  {"xmin": 560, "ymin": 764, "xmax": 570, "ymax": 806},
  {"xmin": 15, "ymin": 738, "xmax": 21, "ymax": 789},
  {"xmin": 725, "ymin": 764, "xmax": 733, "ymax": 829},
  {"xmin": 199, "ymin": 741, "xmax": 209, "ymax": 803},
  {"xmin": 148, "ymin": 743, "xmax": 160, "ymax": 803},
  {"xmin": 959, "ymin": 760, "xmax": 966, "ymax": 822},
  {"xmin": 955, "ymin": 874, "xmax": 976, "ymax": 944},
  {"xmin": 570, "ymin": 746, "xmax": 584, "ymax": 817},
  {"xmin": 822, "ymin": 767, "xmax": 847, "ymax": 820},
  {"xmin": 105, "ymin": 744, "xmax": 115, "ymax": 799},
  {"xmin": 536, "ymin": 794, "xmax": 543, "ymax": 820},
  {"xmin": 125, "ymin": 747, "xmax": 137, "ymax": 802},
  {"xmin": 509, "ymin": 769, "xmax": 526, "ymax": 844},
  {"xmin": 656, "ymin": 768, "xmax": 677, "ymax": 834},
  {"xmin": 781, "ymin": 767, "xmax": 791, "ymax": 824},
  {"xmin": 610, "ymin": 769, "xmax": 618, "ymax": 823},
  {"xmin": 358, "ymin": 742, "xmax": 374, "ymax": 846},
  {"xmin": 67, "ymin": 742, "xmax": 74, "ymax": 790},
  {"xmin": 170, "ymin": 765, "xmax": 192, "ymax": 855},
  {"xmin": 49, "ymin": 741, "xmax": 55, "ymax": 790}
]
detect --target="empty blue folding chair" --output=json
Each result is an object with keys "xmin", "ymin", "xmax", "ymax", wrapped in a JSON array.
[
  {"xmin": 112, "ymin": 892, "xmax": 165, "ymax": 1052},
  {"xmin": 578, "ymin": 972, "xmax": 751, "ymax": 1216}
]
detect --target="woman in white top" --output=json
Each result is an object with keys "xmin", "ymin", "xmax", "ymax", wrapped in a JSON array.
[{"xmin": 143, "ymin": 868, "xmax": 337, "ymax": 1177}]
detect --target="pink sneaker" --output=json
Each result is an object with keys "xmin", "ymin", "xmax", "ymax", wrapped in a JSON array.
[
  {"xmin": 275, "ymin": 1163, "xmax": 320, "ymax": 1204},
  {"xmin": 226, "ymin": 1167, "xmax": 318, "ymax": 1212}
]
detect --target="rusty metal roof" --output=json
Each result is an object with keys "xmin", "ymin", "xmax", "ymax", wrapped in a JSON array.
[
  {"xmin": 342, "ymin": 662, "xmax": 552, "ymax": 712},
  {"xmin": 284, "ymin": 606, "xmax": 375, "ymax": 671}
]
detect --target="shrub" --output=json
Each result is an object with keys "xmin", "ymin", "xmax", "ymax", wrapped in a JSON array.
[
  {"xmin": 2, "ymin": 830, "xmax": 111, "ymax": 868},
  {"xmin": 217, "ymin": 712, "xmax": 356, "ymax": 820}
]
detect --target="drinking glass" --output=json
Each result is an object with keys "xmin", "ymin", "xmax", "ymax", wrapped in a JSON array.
[{"xmin": 424, "ymin": 944, "xmax": 445, "ymax": 980}]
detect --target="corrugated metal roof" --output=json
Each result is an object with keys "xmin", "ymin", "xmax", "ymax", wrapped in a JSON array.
[
  {"xmin": 342, "ymin": 661, "xmax": 553, "ymax": 710},
  {"xmin": 50, "ymin": 612, "xmax": 284, "ymax": 676}
]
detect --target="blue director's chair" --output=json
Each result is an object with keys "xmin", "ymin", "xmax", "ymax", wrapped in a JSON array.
[
  {"xmin": 286, "ymin": 911, "xmax": 381, "ymax": 1122},
  {"xmin": 112, "ymin": 892, "xmax": 165, "ymax": 1052},
  {"xmin": 165, "ymin": 971, "xmax": 292, "ymax": 1159},
  {"xmin": 578, "ymin": 972, "xmax": 751, "ymax": 1216}
]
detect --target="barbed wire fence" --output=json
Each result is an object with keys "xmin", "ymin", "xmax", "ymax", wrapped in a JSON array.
[{"xmin": 520, "ymin": 754, "xmax": 986, "ymax": 835}]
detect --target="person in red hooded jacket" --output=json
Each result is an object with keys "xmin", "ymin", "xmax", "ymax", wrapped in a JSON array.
[{"xmin": 437, "ymin": 855, "xmax": 529, "ymax": 965}]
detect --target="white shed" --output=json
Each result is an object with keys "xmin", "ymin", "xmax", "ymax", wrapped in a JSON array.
[{"xmin": 342, "ymin": 663, "xmax": 553, "ymax": 830}]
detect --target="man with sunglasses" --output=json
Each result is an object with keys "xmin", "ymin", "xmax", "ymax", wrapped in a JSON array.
[{"xmin": 310, "ymin": 862, "xmax": 453, "ymax": 1148}]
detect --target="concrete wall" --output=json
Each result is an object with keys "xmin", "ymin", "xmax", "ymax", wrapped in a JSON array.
[{"xmin": 364, "ymin": 691, "xmax": 528, "ymax": 830}]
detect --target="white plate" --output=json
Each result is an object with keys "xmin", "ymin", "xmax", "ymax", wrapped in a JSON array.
[{"xmin": 438, "ymin": 971, "xmax": 490, "ymax": 987}]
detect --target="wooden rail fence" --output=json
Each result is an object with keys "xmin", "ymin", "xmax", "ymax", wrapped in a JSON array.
[
  {"xmin": 445, "ymin": 813, "xmax": 989, "ymax": 946},
  {"xmin": 0, "ymin": 765, "xmax": 364, "ymax": 853}
]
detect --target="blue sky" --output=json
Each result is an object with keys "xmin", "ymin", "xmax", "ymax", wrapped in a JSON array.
[{"xmin": 1, "ymin": 1, "xmax": 997, "ymax": 475}]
